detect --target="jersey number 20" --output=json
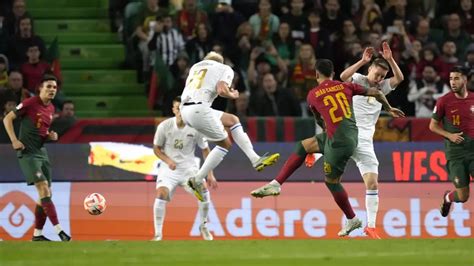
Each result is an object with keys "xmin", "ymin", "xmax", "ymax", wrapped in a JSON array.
[
  {"xmin": 323, "ymin": 92, "xmax": 352, "ymax": 123},
  {"xmin": 188, "ymin": 69, "xmax": 208, "ymax": 90}
]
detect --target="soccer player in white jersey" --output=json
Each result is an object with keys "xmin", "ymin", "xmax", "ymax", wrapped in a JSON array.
[
  {"xmin": 180, "ymin": 51, "xmax": 280, "ymax": 201},
  {"xmin": 251, "ymin": 42, "xmax": 403, "ymax": 239},
  {"xmin": 152, "ymin": 97, "xmax": 217, "ymax": 241}
]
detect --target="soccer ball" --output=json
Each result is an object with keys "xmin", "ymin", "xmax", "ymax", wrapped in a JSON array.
[{"xmin": 83, "ymin": 193, "xmax": 106, "ymax": 215}]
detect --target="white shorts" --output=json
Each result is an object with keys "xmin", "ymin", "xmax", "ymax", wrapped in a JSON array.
[
  {"xmin": 351, "ymin": 138, "xmax": 379, "ymax": 176},
  {"xmin": 155, "ymin": 164, "xmax": 197, "ymax": 199},
  {"xmin": 180, "ymin": 104, "xmax": 227, "ymax": 142}
]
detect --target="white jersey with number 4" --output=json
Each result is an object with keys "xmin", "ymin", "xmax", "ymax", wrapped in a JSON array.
[
  {"xmin": 351, "ymin": 73, "xmax": 394, "ymax": 140},
  {"xmin": 153, "ymin": 117, "xmax": 208, "ymax": 170},
  {"xmin": 181, "ymin": 59, "xmax": 234, "ymax": 105}
]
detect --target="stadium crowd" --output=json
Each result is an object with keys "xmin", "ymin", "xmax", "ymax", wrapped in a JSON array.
[{"xmin": 0, "ymin": 0, "xmax": 474, "ymax": 121}]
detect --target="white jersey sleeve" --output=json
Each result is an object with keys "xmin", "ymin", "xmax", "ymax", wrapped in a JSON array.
[
  {"xmin": 153, "ymin": 119, "xmax": 169, "ymax": 147},
  {"xmin": 220, "ymin": 65, "xmax": 234, "ymax": 87}
]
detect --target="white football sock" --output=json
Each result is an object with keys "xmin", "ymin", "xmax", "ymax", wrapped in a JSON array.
[
  {"xmin": 366, "ymin": 190, "xmax": 379, "ymax": 228},
  {"xmin": 195, "ymin": 146, "xmax": 228, "ymax": 182},
  {"xmin": 153, "ymin": 198, "xmax": 167, "ymax": 237},
  {"xmin": 33, "ymin": 229, "xmax": 42, "ymax": 237},
  {"xmin": 54, "ymin": 224, "xmax": 63, "ymax": 234},
  {"xmin": 198, "ymin": 192, "xmax": 210, "ymax": 224},
  {"xmin": 230, "ymin": 123, "xmax": 260, "ymax": 164}
]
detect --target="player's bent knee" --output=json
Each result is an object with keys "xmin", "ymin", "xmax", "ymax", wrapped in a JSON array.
[{"xmin": 156, "ymin": 187, "xmax": 170, "ymax": 201}]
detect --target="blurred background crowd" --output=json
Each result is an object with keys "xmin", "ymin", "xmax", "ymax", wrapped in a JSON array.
[{"xmin": 0, "ymin": 0, "xmax": 473, "ymax": 124}]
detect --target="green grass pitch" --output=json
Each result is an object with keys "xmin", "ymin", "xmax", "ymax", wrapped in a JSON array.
[{"xmin": 1, "ymin": 239, "xmax": 472, "ymax": 266}]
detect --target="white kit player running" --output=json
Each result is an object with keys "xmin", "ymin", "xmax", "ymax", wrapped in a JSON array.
[
  {"xmin": 309, "ymin": 42, "xmax": 404, "ymax": 238},
  {"xmin": 180, "ymin": 51, "xmax": 280, "ymax": 201},
  {"xmin": 152, "ymin": 97, "xmax": 217, "ymax": 241}
]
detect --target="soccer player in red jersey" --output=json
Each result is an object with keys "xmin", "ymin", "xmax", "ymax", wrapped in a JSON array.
[
  {"xmin": 430, "ymin": 66, "xmax": 474, "ymax": 217},
  {"xmin": 251, "ymin": 59, "xmax": 404, "ymax": 236},
  {"xmin": 3, "ymin": 74, "xmax": 71, "ymax": 241}
]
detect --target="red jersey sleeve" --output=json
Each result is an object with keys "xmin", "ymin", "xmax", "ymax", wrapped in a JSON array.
[
  {"xmin": 13, "ymin": 97, "xmax": 36, "ymax": 117},
  {"xmin": 348, "ymin": 82, "xmax": 367, "ymax": 96},
  {"xmin": 432, "ymin": 96, "xmax": 445, "ymax": 121}
]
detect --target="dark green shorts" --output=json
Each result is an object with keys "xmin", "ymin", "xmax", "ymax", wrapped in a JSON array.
[
  {"xmin": 316, "ymin": 132, "xmax": 357, "ymax": 179},
  {"xmin": 447, "ymin": 158, "xmax": 473, "ymax": 188},
  {"xmin": 18, "ymin": 154, "xmax": 52, "ymax": 186}
]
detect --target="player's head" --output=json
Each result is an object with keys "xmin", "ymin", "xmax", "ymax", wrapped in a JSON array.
[
  {"xmin": 449, "ymin": 66, "xmax": 468, "ymax": 94},
  {"xmin": 203, "ymin": 51, "xmax": 224, "ymax": 64},
  {"xmin": 38, "ymin": 74, "xmax": 57, "ymax": 100},
  {"xmin": 367, "ymin": 58, "xmax": 389, "ymax": 84},
  {"xmin": 315, "ymin": 59, "xmax": 334, "ymax": 79},
  {"xmin": 172, "ymin": 96, "xmax": 182, "ymax": 119}
]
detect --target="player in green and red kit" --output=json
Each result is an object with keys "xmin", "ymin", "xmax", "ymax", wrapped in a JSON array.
[
  {"xmin": 429, "ymin": 66, "xmax": 474, "ymax": 217},
  {"xmin": 251, "ymin": 59, "xmax": 404, "ymax": 236},
  {"xmin": 2, "ymin": 74, "xmax": 71, "ymax": 241}
]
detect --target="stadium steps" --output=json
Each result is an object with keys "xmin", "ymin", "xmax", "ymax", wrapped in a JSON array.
[{"xmin": 33, "ymin": 3, "xmax": 154, "ymax": 118}]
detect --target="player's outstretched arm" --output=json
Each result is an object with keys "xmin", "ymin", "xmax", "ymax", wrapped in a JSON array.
[
  {"xmin": 153, "ymin": 145, "xmax": 176, "ymax": 170},
  {"xmin": 429, "ymin": 118, "xmax": 464, "ymax": 144},
  {"xmin": 340, "ymin": 47, "xmax": 374, "ymax": 81},
  {"xmin": 216, "ymin": 81, "xmax": 239, "ymax": 99},
  {"xmin": 380, "ymin": 42, "xmax": 404, "ymax": 88},
  {"xmin": 2, "ymin": 111, "xmax": 25, "ymax": 150},
  {"xmin": 366, "ymin": 88, "xmax": 405, "ymax": 117}
]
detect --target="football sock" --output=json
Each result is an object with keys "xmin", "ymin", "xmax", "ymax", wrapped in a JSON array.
[
  {"xmin": 33, "ymin": 229, "xmax": 43, "ymax": 237},
  {"xmin": 40, "ymin": 197, "xmax": 59, "ymax": 226},
  {"xmin": 198, "ymin": 191, "xmax": 210, "ymax": 224},
  {"xmin": 195, "ymin": 146, "xmax": 228, "ymax": 183},
  {"xmin": 366, "ymin": 190, "xmax": 379, "ymax": 228},
  {"xmin": 230, "ymin": 123, "xmax": 260, "ymax": 164},
  {"xmin": 54, "ymin": 224, "xmax": 63, "ymax": 234},
  {"xmin": 34, "ymin": 205, "xmax": 47, "ymax": 232},
  {"xmin": 446, "ymin": 191, "xmax": 460, "ymax": 202},
  {"xmin": 153, "ymin": 198, "xmax": 167, "ymax": 237},
  {"xmin": 275, "ymin": 142, "xmax": 306, "ymax": 184},
  {"xmin": 325, "ymin": 182, "xmax": 356, "ymax": 219}
]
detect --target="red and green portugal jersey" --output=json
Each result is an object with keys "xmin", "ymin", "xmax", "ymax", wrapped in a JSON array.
[
  {"xmin": 432, "ymin": 91, "xmax": 474, "ymax": 160},
  {"xmin": 13, "ymin": 96, "xmax": 55, "ymax": 155},
  {"xmin": 307, "ymin": 80, "xmax": 367, "ymax": 139}
]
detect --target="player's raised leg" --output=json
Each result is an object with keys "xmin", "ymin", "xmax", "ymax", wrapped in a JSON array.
[
  {"xmin": 222, "ymin": 113, "xmax": 280, "ymax": 172},
  {"xmin": 251, "ymin": 137, "xmax": 318, "ymax": 197}
]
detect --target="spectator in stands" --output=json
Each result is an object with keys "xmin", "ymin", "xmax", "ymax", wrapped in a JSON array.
[
  {"xmin": 2, "ymin": 70, "xmax": 30, "ymax": 103},
  {"xmin": 7, "ymin": 15, "xmax": 46, "ymax": 68},
  {"xmin": 304, "ymin": 8, "xmax": 331, "ymax": 60},
  {"xmin": 210, "ymin": 0, "xmax": 245, "ymax": 60},
  {"xmin": 232, "ymin": 92, "xmax": 252, "ymax": 120},
  {"xmin": 176, "ymin": 0, "xmax": 208, "ymax": 41},
  {"xmin": 468, "ymin": 68, "xmax": 474, "ymax": 91},
  {"xmin": 415, "ymin": 45, "xmax": 445, "ymax": 80},
  {"xmin": 289, "ymin": 43, "xmax": 317, "ymax": 112},
  {"xmin": 50, "ymin": 100, "xmax": 76, "ymax": 137},
  {"xmin": 459, "ymin": 0, "xmax": 473, "ymax": 37},
  {"xmin": 439, "ymin": 40, "xmax": 459, "ymax": 80},
  {"xmin": 271, "ymin": 22, "xmax": 295, "ymax": 69},
  {"xmin": 357, "ymin": 0, "xmax": 383, "ymax": 33},
  {"xmin": 148, "ymin": 14, "xmax": 185, "ymax": 67},
  {"xmin": 281, "ymin": 0, "xmax": 307, "ymax": 44},
  {"xmin": 407, "ymin": 65, "xmax": 449, "ymax": 117},
  {"xmin": 463, "ymin": 44, "xmax": 474, "ymax": 71},
  {"xmin": 413, "ymin": 18, "xmax": 439, "ymax": 47},
  {"xmin": 383, "ymin": 0, "xmax": 416, "ymax": 29},
  {"xmin": 333, "ymin": 19, "xmax": 361, "ymax": 74},
  {"xmin": 250, "ymin": 72, "xmax": 301, "ymax": 116},
  {"xmin": 247, "ymin": 47, "xmax": 273, "ymax": 92},
  {"xmin": 249, "ymin": 0, "xmax": 280, "ymax": 43},
  {"xmin": 0, "ymin": 94, "xmax": 19, "ymax": 143},
  {"xmin": 135, "ymin": 0, "xmax": 168, "ymax": 73},
  {"xmin": 0, "ymin": 10, "xmax": 8, "ymax": 55},
  {"xmin": 0, "ymin": 55, "xmax": 8, "ymax": 88},
  {"xmin": 441, "ymin": 13, "xmax": 471, "ymax": 58},
  {"xmin": 235, "ymin": 21, "xmax": 255, "ymax": 70},
  {"xmin": 185, "ymin": 22, "xmax": 213, "ymax": 64},
  {"xmin": 161, "ymin": 52, "xmax": 191, "ymax": 116},
  {"xmin": 321, "ymin": 0, "xmax": 348, "ymax": 42},
  {"xmin": 20, "ymin": 44, "xmax": 51, "ymax": 93},
  {"xmin": 383, "ymin": 18, "xmax": 412, "ymax": 62},
  {"xmin": 4, "ymin": 0, "xmax": 28, "ymax": 36}
]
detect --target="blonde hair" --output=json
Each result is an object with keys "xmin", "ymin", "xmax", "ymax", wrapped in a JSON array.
[{"xmin": 203, "ymin": 51, "xmax": 224, "ymax": 63}]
